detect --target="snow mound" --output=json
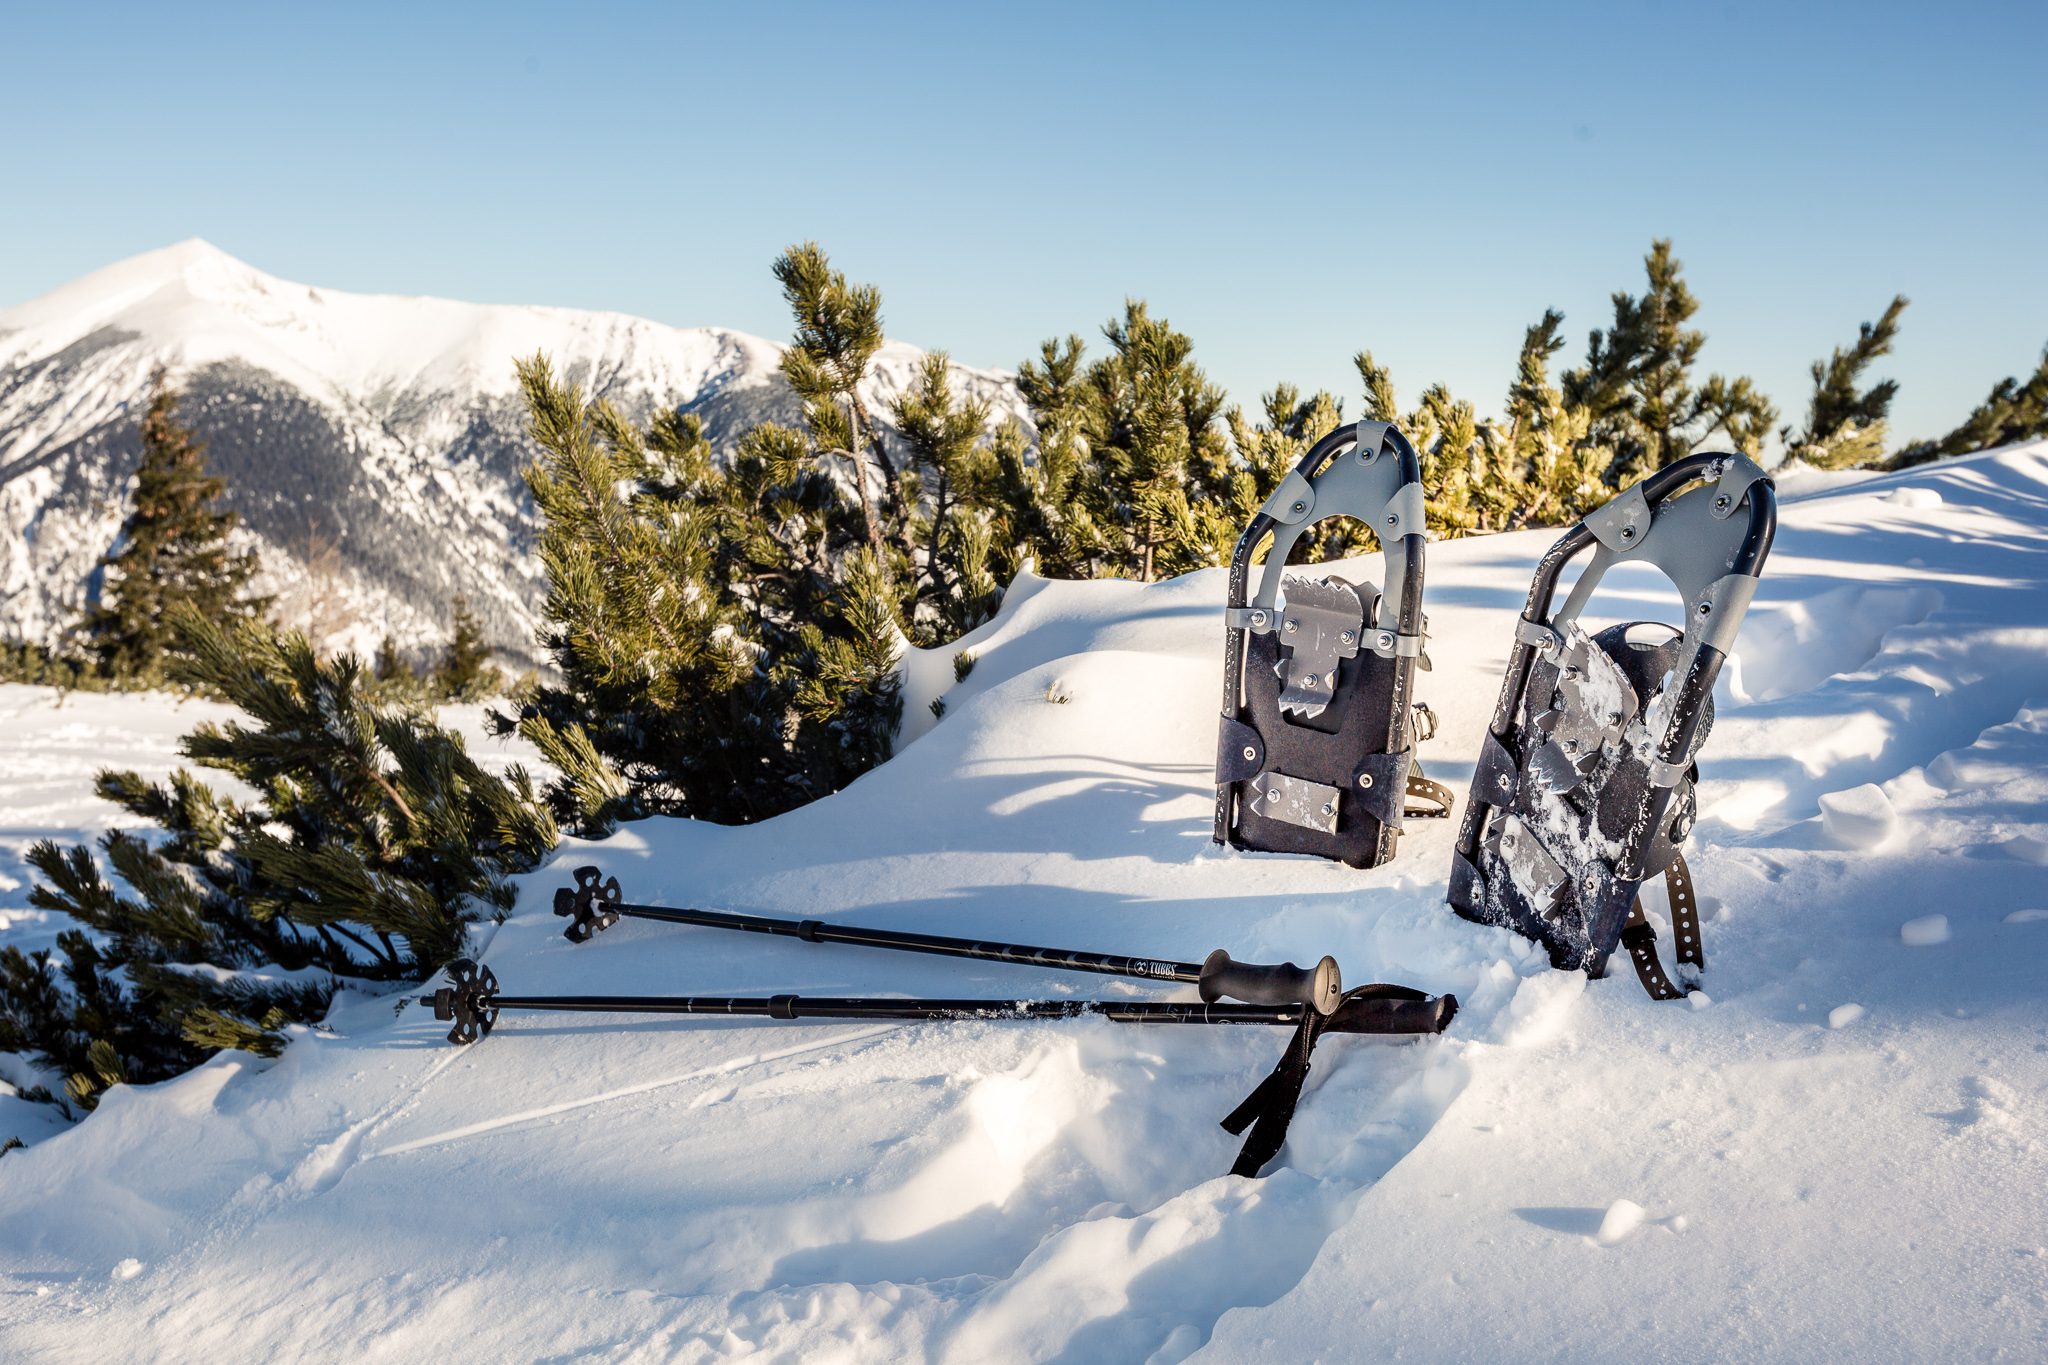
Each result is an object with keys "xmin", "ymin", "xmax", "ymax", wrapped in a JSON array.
[
  {"xmin": 1594, "ymin": 1198, "xmax": 1647, "ymax": 1245},
  {"xmin": 1899, "ymin": 914, "xmax": 1950, "ymax": 947},
  {"xmin": 1819, "ymin": 783, "xmax": 1898, "ymax": 849}
]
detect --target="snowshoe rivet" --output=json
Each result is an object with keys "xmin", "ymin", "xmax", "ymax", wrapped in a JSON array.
[
  {"xmin": 1302, "ymin": 673, "xmax": 1319, "ymax": 688},
  {"xmin": 1697, "ymin": 601, "xmax": 1712, "ymax": 616},
  {"xmin": 1620, "ymin": 525, "xmax": 1636, "ymax": 541},
  {"xmin": 1340, "ymin": 630, "xmax": 1356, "ymax": 645},
  {"xmin": 1497, "ymin": 774, "xmax": 1512, "ymax": 790},
  {"xmin": 1291, "ymin": 500, "xmax": 1308, "ymax": 515},
  {"xmin": 1242, "ymin": 745, "xmax": 1258, "ymax": 761},
  {"xmin": 1378, "ymin": 631, "xmax": 1395, "ymax": 651},
  {"xmin": 1250, "ymin": 609, "xmax": 1269, "ymax": 628},
  {"xmin": 1714, "ymin": 494, "xmax": 1732, "ymax": 512},
  {"xmin": 1387, "ymin": 513, "xmax": 1399, "ymax": 527},
  {"xmin": 1358, "ymin": 773, "xmax": 1374, "ymax": 789},
  {"xmin": 1266, "ymin": 788, "xmax": 1282, "ymax": 802},
  {"xmin": 1320, "ymin": 802, "xmax": 1335, "ymax": 816},
  {"xmin": 1284, "ymin": 618, "xmax": 1299, "ymax": 633}
]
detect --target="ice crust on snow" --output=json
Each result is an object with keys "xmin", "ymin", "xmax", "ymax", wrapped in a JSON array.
[{"xmin": 3, "ymin": 443, "xmax": 2048, "ymax": 1360}]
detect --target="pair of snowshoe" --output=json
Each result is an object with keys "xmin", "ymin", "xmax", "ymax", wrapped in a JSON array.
[{"xmin": 1215, "ymin": 421, "xmax": 1776, "ymax": 999}]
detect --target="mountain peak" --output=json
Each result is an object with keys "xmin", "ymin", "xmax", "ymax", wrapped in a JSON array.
[{"xmin": 0, "ymin": 237, "xmax": 280, "ymax": 340}]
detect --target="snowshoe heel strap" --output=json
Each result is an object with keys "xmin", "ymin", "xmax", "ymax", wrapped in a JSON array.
[
  {"xmin": 1621, "ymin": 851, "xmax": 1705, "ymax": 1001},
  {"xmin": 1404, "ymin": 765, "xmax": 1454, "ymax": 820}
]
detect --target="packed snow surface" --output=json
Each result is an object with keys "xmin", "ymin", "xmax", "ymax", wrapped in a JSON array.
[{"xmin": 4, "ymin": 445, "xmax": 2048, "ymax": 1360}]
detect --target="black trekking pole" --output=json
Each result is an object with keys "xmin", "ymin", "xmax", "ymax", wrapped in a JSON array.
[
  {"xmin": 417, "ymin": 961, "xmax": 1458, "ymax": 1178},
  {"xmin": 553, "ymin": 866, "xmax": 1344, "ymax": 1014},
  {"xmin": 420, "ymin": 958, "xmax": 1455, "ymax": 1045}
]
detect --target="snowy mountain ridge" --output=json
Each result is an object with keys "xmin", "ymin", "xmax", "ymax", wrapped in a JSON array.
[{"xmin": 0, "ymin": 241, "xmax": 1021, "ymax": 663}]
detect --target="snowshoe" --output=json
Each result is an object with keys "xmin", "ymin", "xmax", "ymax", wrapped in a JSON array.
[
  {"xmin": 1215, "ymin": 420, "xmax": 1451, "ymax": 868},
  {"xmin": 1448, "ymin": 452, "xmax": 1776, "ymax": 997}
]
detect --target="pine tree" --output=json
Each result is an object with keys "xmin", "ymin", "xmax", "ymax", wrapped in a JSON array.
[
  {"xmin": 1, "ymin": 609, "xmax": 554, "ymax": 1112},
  {"xmin": 775, "ymin": 242, "xmax": 896, "ymax": 558},
  {"xmin": 1009, "ymin": 336, "xmax": 1108, "ymax": 576},
  {"xmin": 1783, "ymin": 296, "xmax": 1909, "ymax": 469},
  {"xmin": 501, "ymin": 351, "xmax": 902, "ymax": 834},
  {"xmin": 892, "ymin": 354, "xmax": 1002, "ymax": 642},
  {"xmin": 1502, "ymin": 311, "xmax": 1610, "ymax": 527},
  {"xmin": 432, "ymin": 593, "xmax": 500, "ymax": 700},
  {"xmin": 82, "ymin": 375, "xmax": 266, "ymax": 683},
  {"xmin": 1892, "ymin": 342, "xmax": 2048, "ymax": 467},
  {"xmin": 1563, "ymin": 241, "xmax": 1774, "ymax": 481},
  {"xmin": 1352, "ymin": 352, "xmax": 1492, "ymax": 535},
  {"xmin": 372, "ymin": 634, "xmax": 415, "ymax": 686},
  {"xmin": 1014, "ymin": 303, "xmax": 1234, "ymax": 581}
]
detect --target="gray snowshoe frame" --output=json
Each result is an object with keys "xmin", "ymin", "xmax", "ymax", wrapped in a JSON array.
[
  {"xmin": 1449, "ymin": 451, "xmax": 1777, "ymax": 994},
  {"xmin": 1215, "ymin": 419, "xmax": 1450, "ymax": 869}
]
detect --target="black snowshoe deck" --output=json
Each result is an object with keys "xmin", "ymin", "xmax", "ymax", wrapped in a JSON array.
[
  {"xmin": 1449, "ymin": 452, "xmax": 1776, "ymax": 994},
  {"xmin": 1215, "ymin": 420, "xmax": 1450, "ymax": 869}
]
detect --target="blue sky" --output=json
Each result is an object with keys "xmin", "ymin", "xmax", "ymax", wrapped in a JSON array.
[{"xmin": 5, "ymin": 0, "xmax": 2043, "ymax": 447}]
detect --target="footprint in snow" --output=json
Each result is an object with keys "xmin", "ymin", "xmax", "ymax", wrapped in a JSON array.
[{"xmin": 2002, "ymin": 834, "xmax": 2048, "ymax": 865}]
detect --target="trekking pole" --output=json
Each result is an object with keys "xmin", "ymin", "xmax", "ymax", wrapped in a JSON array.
[
  {"xmin": 553, "ymin": 866, "xmax": 1343, "ymax": 1014},
  {"xmin": 416, "ymin": 960, "xmax": 1458, "ymax": 1178},
  {"xmin": 419, "ymin": 959, "xmax": 1455, "ymax": 1047}
]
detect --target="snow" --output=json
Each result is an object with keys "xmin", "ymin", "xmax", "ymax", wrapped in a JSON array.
[
  {"xmin": 2, "ymin": 443, "xmax": 2047, "ymax": 1359},
  {"xmin": 1818, "ymin": 782, "xmax": 1898, "ymax": 848},
  {"xmin": 1899, "ymin": 914, "xmax": 1952, "ymax": 947},
  {"xmin": 1593, "ymin": 1197, "xmax": 1647, "ymax": 1245}
]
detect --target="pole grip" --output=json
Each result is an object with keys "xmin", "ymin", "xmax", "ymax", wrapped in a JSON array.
[
  {"xmin": 1323, "ymin": 988, "xmax": 1458, "ymax": 1035},
  {"xmin": 1197, "ymin": 949, "xmax": 1342, "ymax": 1014}
]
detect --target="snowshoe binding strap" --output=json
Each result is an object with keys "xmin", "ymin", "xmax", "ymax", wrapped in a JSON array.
[
  {"xmin": 1216, "ymin": 420, "xmax": 1443, "ymax": 868},
  {"xmin": 1447, "ymin": 453, "xmax": 1775, "ymax": 995},
  {"xmin": 1221, "ymin": 984, "xmax": 1459, "ymax": 1176}
]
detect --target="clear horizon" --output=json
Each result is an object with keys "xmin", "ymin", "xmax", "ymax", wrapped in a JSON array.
[{"xmin": 5, "ymin": 0, "xmax": 2044, "ymax": 450}]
